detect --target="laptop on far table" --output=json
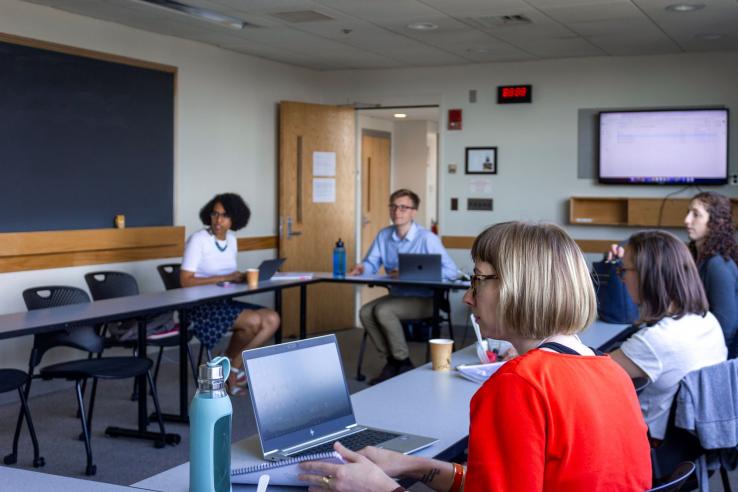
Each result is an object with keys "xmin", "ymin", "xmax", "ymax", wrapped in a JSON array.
[
  {"xmin": 258, "ymin": 258, "xmax": 286, "ymax": 281},
  {"xmin": 242, "ymin": 335, "xmax": 438, "ymax": 461},
  {"xmin": 398, "ymin": 253, "xmax": 442, "ymax": 282}
]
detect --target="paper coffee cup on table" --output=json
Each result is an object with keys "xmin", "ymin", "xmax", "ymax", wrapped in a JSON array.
[
  {"xmin": 429, "ymin": 338, "xmax": 454, "ymax": 371},
  {"xmin": 246, "ymin": 269, "xmax": 259, "ymax": 288}
]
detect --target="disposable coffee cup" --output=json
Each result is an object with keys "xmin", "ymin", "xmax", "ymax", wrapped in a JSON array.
[
  {"xmin": 429, "ymin": 338, "xmax": 454, "ymax": 371},
  {"xmin": 246, "ymin": 269, "xmax": 259, "ymax": 289}
]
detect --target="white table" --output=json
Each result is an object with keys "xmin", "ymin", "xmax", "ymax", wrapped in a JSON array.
[
  {"xmin": 134, "ymin": 319, "xmax": 631, "ymax": 491},
  {"xmin": 0, "ymin": 466, "xmax": 157, "ymax": 491}
]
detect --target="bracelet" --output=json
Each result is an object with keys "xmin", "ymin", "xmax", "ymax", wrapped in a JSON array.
[{"xmin": 449, "ymin": 462, "xmax": 465, "ymax": 492}]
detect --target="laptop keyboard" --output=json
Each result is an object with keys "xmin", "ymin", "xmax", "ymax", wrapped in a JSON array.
[{"xmin": 292, "ymin": 429, "xmax": 400, "ymax": 457}]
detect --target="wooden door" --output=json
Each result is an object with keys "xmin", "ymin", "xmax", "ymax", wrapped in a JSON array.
[
  {"xmin": 360, "ymin": 131, "xmax": 391, "ymax": 305},
  {"xmin": 278, "ymin": 101, "xmax": 355, "ymax": 337}
]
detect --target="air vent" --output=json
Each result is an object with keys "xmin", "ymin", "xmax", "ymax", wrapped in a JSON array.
[
  {"xmin": 466, "ymin": 14, "xmax": 533, "ymax": 29},
  {"xmin": 271, "ymin": 10, "xmax": 334, "ymax": 23}
]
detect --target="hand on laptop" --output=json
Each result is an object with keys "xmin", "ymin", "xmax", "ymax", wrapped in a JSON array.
[
  {"xmin": 348, "ymin": 264, "xmax": 364, "ymax": 276},
  {"xmin": 299, "ymin": 442, "xmax": 399, "ymax": 492}
]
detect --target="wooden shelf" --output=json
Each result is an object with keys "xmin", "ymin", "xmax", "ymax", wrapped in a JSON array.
[{"xmin": 570, "ymin": 196, "xmax": 738, "ymax": 228}]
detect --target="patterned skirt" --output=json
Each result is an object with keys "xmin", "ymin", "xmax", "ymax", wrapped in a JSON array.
[{"xmin": 188, "ymin": 299, "xmax": 263, "ymax": 350}]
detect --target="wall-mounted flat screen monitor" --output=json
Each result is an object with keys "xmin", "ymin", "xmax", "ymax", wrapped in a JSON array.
[{"xmin": 598, "ymin": 108, "xmax": 729, "ymax": 185}]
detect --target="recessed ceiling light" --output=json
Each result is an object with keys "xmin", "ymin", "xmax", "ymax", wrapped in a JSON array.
[
  {"xmin": 394, "ymin": 113, "xmax": 408, "ymax": 119},
  {"xmin": 694, "ymin": 32, "xmax": 725, "ymax": 40},
  {"xmin": 407, "ymin": 22, "xmax": 438, "ymax": 31},
  {"xmin": 665, "ymin": 3, "xmax": 705, "ymax": 12}
]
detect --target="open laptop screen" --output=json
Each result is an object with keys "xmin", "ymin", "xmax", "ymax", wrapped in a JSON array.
[{"xmin": 244, "ymin": 336, "xmax": 356, "ymax": 453}]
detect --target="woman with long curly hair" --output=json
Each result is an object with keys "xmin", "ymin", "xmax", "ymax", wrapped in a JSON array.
[{"xmin": 685, "ymin": 191, "xmax": 738, "ymax": 357}]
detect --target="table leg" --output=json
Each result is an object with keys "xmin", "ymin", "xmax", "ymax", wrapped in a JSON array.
[
  {"xmin": 107, "ymin": 317, "xmax": 181, "ymax": 444},
  {"xmin": 274, "ymin": 289, "xmax": 283, "ymax": 345},
  {"xmin": 150, "ymin": 318, "xmax": 190, "ymax": 424},
  {"xmin": 426, "ymin": 289, "xmax": 443, "ymax": 362},
  {"xmin": 299, "ymin": 284, "xmax": 307, "ymax": 339}
]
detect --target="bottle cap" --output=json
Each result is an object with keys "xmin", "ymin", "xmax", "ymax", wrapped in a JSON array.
[
  {"xmin": 336, "ymin": 238, "xmax": 344, "ymax": 247},
  {"xmin": 198, "ymin": 363, "xmax": 224, "ymax": 382}
]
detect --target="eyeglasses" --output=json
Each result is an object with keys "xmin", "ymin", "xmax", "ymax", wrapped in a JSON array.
[
  {"xmin": 209, "ymin": 211, "xmax": 230, "ymax": 220},
  {"xmin": 470, "ymin": 273, "xmax": 498, "ymax": 296},
  {"xmin": 615, "ymin": 265, "xmax": 636, "ymax": 279},
  {"xmin": 388, "ymin": 204, "xmax": 416, "ymax": 212}
]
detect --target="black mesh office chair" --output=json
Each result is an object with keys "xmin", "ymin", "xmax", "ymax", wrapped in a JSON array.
[
  {"xmin": 648, "ymin": 461, "xmax": 696, "ymax": 492},
  {"xmin": 15, "ymin": 286, "xmax": 167, "ymax": 475},
  {"xmin": 1, "ymin": 369, "xmax": 43, "ymax": 468},
  {"xmin": 355, "ymin": 288, "xmax": 454, "ymax": 381},
  {"xmin": 85, "ymin": 270, "xmax": 195, "ymax": 395},
  {"xmin": 156, "ymin": 264, "xmax": 198, "ymax": 383}
]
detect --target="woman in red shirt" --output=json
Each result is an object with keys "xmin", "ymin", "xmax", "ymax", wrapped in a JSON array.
[{"xmin": 300, "ymin": 222, "xmax": 651, "ymax": 491}]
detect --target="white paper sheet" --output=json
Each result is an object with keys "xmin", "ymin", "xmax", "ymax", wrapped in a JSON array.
[
  {"xmin": 313, "ymin": 151, "xmax": 336, "ymax": 177},
  {"xmin": 312, "ymin": 178, "xmax": 336, "ymax": 203}
]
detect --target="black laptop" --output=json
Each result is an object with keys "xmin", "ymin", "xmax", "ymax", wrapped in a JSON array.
[
  {"xmin": 258, "ymin": 258, "xmax": 286, "ymax": 281},
  {"xmin": 398, "ymin": 253, "xmax": 442, "ymax": 281}
]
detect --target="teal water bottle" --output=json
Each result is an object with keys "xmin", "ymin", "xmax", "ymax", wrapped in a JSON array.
[
  {"xmin": 333, "ymin": 238, "xmax": 346, "ymax": 277},
  {"xmin": 190, "ymin": 356, "xmax": 233, "ymax": 492}
]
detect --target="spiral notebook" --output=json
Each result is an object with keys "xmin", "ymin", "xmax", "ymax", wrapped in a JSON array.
[{"xmin": 231, "ymin": 451, "xmax": 345, "ymax": 485}]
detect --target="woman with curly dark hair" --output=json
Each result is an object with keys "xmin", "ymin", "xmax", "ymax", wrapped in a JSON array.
[
  {"xmin": 685, "ymin": 191, "xmax": 738, "ymax": 357},
  {"xmin": 180, "ymin": 193, "xmax": 280, "ymax": 395}
]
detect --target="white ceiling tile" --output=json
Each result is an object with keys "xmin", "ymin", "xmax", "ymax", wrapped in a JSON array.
[
  {"xmin": 418, "ymin": 0, "xmax": 535, "ymax": 17},
  {"xmin": 540, "ymin": 1, "xmax": 644, "ymax": 23},
  {"xmin": 314, "ymin": 0, "xmax": 442, "ymax": 22}
]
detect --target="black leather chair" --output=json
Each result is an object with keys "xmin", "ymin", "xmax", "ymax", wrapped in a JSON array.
[
  {"xmin": 355, "ymin": 288, "xmax": 454, "ymax": 381},
  {"xmin": 1, "ymin": 369, "xmax": 44, "ymax": 468},
  {"xmin": 15, "ymin": 286, "xmax": 167, "ymax": 475},
  {"xmin": 648, "ymin": 461, "xmax": 696, "ymax": 492}
]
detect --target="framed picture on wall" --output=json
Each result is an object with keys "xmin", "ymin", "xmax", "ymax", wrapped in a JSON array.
[{"xmin": 465, "ymin": 147, "xmax": 497, "ymax": 175}]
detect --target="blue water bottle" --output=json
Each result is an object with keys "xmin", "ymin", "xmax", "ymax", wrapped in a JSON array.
[
  {"xmin": 333, "ymin": 238, "xmax": 346, "ymax": 277},
  {"xmin": 190, "ymin": 356, "xmax": 233, "ymax": 492}
]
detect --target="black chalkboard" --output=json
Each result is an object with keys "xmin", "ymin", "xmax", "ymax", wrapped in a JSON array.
[{"xmin": 0, "ymin": 40, "xmax": 174, "ymax": 232}]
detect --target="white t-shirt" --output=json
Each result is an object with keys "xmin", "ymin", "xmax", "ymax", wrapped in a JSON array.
[
  {"xmin": 621, "ymin": 312, "xmax": 727, "ymax": 439},
  {"xmin": 181, "ymin": 229, "xmax": 237, "ymax": 278}
]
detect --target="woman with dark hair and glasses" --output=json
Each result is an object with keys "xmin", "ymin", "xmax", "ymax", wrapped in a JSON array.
[
  {"xmin": 610, "ymin": 230, "xmax": 726, "ymax": 441},
  {"xmin": 180, "ymin": 193, "xmax": 280, "ymax": 396},
  {"xmin": 685, "ymin": 191, "xmax": 738, "ymax": 357},
  {"xmin": 299, "ymin": 222, "xmax": 651, "ymax": 491}
]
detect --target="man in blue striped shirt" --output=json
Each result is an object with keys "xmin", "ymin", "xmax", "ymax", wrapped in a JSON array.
[{"xmin": 349, "ymin": 189, "xmax": 458, "ymax": 385}]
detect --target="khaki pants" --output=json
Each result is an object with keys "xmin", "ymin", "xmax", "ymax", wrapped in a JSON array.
[{"xmin": 359, "ymin": 295, "xmax": 433, "ymax": 360}]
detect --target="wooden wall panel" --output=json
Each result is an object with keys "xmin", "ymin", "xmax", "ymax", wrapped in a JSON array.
[
  {"xmin": 442, "ymin": 235, "xmax": 615, "ymax": 254},
  {"xmin": 0, "ymin": 227, "xmax": 184, "ymax": 273},
  {"xmin": 237, "ymin": 236, "xmax": 278, "ymax": 251}
]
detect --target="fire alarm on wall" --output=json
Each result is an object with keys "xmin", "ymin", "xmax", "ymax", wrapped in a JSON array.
[{"xmin": 448, "ymin": 109, "xmax": 462, "ymax": 130}]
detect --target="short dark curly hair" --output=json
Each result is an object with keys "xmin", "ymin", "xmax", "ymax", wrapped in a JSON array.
[
  {"xmin": 688, "ymin": 191, "xmax": 738, "ymax": 265},
  {"xmin": 199, "ymin": 193, "xmax": 251, "ymax": 231}
]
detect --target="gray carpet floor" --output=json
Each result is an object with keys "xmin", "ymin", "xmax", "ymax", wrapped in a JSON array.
[{"xmin": 0, "ymin": 328, "xmax": 463, "ymax": 487}]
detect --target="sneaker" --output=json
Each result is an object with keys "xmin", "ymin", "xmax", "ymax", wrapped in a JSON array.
[
  {"xmin": 396, "ymin": 358, "xmax": 415, "ymax": 375},
  {"xmin": 369, "ymin": 361, "xmax": 398, "ymax": 386}
]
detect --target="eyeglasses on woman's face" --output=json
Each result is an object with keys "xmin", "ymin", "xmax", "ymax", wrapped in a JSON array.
[
  {"xmin": 470, "ymin": 273, "xmax": 498, "ymax": 297},
  {"xmin": 210, "ymin": 211, "xmax": 230, "ymax": 220}
]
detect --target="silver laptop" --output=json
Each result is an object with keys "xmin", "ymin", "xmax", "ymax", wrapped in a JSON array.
[
  {"xmin": 242, "ymin": 335, "xmax": 437, "ymax": 461},
  {"xmin": 258, "ymin": 258, "xmax": 286, "ymax": 281},
  {"xmin": 398, "ymin": 253, "xmax": 442, "ymax": 281}
]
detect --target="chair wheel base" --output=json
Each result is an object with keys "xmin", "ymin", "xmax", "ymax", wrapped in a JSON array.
[
  {"xmin": 85, "ymin": 464, "xmax": 97, "ymax": 476},
  {"xmin": 166, "ymin": 434, "xmax": 181, "ymax": 445},
  {"xmin": 3, "ymin": 453, "xmax": 17, "ymax": 465},
  {"xmin": 33, "ymin": 457, "xmax": 45, "ymax": 468},
  {"xmin": 356, "ymin": 374, "xmax": 366, "ymax": 382}
]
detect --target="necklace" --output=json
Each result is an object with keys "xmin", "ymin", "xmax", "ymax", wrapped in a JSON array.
[{"xmin": 210, "ymin": 229, "xmax": 228, "ymax": 252}]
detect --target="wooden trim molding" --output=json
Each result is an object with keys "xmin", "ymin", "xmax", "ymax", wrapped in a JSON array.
[
  {"xmin": 441, "ymin": 236, "xmax": 475, "ymax": 250},
  {"xmin": 0, "ymin": 32, "xmax": 177, "ymax": 73},
  {"xmin": 442, "ymin": 235, "xmax": 615, "ymax": 254},
  {"xmin": 237, "ymin": 236, "xmax": 278, "ymax": 252},
  {"xmin": 0, "ymin": 227, "xmax": 185, "ymax": 273}
]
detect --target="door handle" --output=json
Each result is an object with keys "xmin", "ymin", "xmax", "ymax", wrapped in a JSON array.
[{"xmin": 287, "ymin": 216, "xmax": 302, "ymax": 239}]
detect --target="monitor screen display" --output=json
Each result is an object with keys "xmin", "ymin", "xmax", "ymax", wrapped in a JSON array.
[{"xmin": 598, "ymin": 108, "xmax": 729, "ymax": 185}]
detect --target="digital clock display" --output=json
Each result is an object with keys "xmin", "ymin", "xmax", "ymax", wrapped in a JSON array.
[{"xmin": 497, "ymin": 85, "xmax": 532, "ymax": 104}]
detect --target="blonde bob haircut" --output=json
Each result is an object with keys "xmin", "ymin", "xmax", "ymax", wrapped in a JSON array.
[{"xmin": 471, "ymin": 222, "xmax": 597, "ymax": 339}]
